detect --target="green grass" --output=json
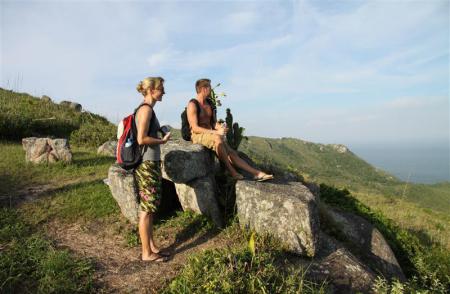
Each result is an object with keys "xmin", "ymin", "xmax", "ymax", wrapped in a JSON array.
[
  {"xmin": 319, "ymin": 184, "xmax": 449, "ymax": 293},
  {"xmin": 0, "ymin": 208, "xmax": 95, "ymax": 293},
  {"xmin": 0, "ymin": 88, "xmax": 115, "ymax": 147},
  {"xmin": 0, "ymin": 141, "xmax": 114, "ymax": 202},
  {"xmin": 162, "ymin": 227, "xmax": 328, "ymax": 294}
]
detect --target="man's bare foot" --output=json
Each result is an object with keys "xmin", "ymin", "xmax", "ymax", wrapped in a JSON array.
[
  {"xmin": 254, "ymin": 172, "xmax": 274, "ymax": 182},
  {"xmin": 231, "ymin": 173, "xmax": 244, "ymax": 180}
]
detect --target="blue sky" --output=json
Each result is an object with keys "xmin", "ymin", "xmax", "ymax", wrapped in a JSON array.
[{"xmin": 1, "ymin": 0, "xmax": 449, "ymax": 146}]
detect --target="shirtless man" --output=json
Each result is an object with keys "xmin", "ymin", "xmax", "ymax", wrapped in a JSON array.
[{"xmin": 187, "ymin": 78, "xmax": 273, "ymax": 181}]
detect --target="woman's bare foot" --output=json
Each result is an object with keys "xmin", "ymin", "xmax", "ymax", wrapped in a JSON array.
[
  {"xmin": 150, "ymin": 245, "xmax": 170, "ymax": 257},
  {"xmin": 142, "ymin": 252, "xmax": 169, "ymax": 262}
]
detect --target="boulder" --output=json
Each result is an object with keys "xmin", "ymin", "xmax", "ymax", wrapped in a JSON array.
[
  {"xmin": 108, "ymin": 164, "xmax": 140, "ymax": 224},
  {"xmin": 236, "ymin": 181, "xmax": 320, "ymax": 257},
  {"xmin": 161, "ymin": 140, "xmax": 214, "ymax": 183},
  {"xmin": 69, "ymin": 102, "xmax": 82, "ymax": 112},
  {"xmin": 308, "ymin": 232, "xmax": 377, "ymax": 293},
  {"xmin": 60, "ymin": 100, "xmax": 82, "ymax": 112},
  {"xmin": 98, "ymin": 140, "xmax": 117, "ymax": 157},
  {"xmin": 41, "ymin": 95, "xmax": 52, "ymax": 102},
  {"xmin": 174, "ymin": 175, "xmax": 223, "ymax": 228},
  {"xmin": 322, "ymin": 206, "xmax": 405, "ymax": 281},
  {"xmin": 22, "ymin": 137, "xmax": 72, "ymax": 164}
]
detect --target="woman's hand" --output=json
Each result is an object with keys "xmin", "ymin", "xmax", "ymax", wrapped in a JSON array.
[{"xmin": 161, "ymin": 132, "xmax": 171, "ymax": 144}]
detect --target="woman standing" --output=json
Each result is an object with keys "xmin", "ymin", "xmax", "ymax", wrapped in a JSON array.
[{"xmin": 135, "ymin": 77, "xmax": 171, "ymax": 262}]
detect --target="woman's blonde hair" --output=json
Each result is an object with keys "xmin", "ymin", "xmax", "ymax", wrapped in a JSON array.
[{"xmin": 136, "ymin": 77, "xmax": 164, "ymax": 96}]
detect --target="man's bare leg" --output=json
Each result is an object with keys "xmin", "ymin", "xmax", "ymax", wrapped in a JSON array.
[
  {"xmin": 215, "ymin": 136, "xmax": 241, "ymax": 178},
  {"xmin": 228, "ymin": 151, "xmax": 271, "ymax": 178}
]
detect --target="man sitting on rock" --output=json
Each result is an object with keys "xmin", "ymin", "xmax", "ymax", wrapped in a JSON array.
[{"xmin": 187, "ymin": 78, "xmax": 273, "ymax": 181}]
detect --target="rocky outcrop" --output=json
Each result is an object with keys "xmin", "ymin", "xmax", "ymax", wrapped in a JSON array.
[
  {"xmin": 108, "ymin": 139, "xmax": 222, "ymax": 226},
  {"xmin": 98, "ymin": 140, "xmax": 117, "ymax": 157},
  {"xmin": 60, "ymin": 100, "xmax": 82, "ymax": 112},
  {"xmin": 41, "ymin": 95, "xmax": 52, "ymax": 102},
  {"xmin": 161, "ymin": 140, "xmax": 222, "ymax": 227},
  {"xmin": 160, "ymin": 140, "xmax": 214, "ymax": 183},
  {"xmin": 236, "ymin": 180, "xmax": 320, "ymax": 257},
  {"xmin": 108, "ymin": 164, "xmax": 140, "ymax": 224},
  {"xmin": 174, "ymin": 175, "xmax": 223, "ymax": 228},
  {"xmin": 307, "ymin": 232, "xmax": 377, "ymax": 293},
  {"xmin": 322, "ymin": 206, "xmax": 405, "ymax": 281},
  {"xmin": 22, "ymin": 137, "xmax": 72, "ymax": 164}
]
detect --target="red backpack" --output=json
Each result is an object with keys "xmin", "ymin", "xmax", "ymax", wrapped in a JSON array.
[{"xmin": 116, "ymin": 103, "xmax": 153, "ymax": 170}]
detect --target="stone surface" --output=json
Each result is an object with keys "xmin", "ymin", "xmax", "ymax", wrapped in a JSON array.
[
  {"xmin": 98, "ymin": 140, "xmax": 117, "ymax": 157},
  {"xmin": 22, "ymin": 137, "xmax": 72, "ymax": 164},
  {"xmin": 174, "ymin": 175, "xmax": 223, "ymax": 228},
  {"xmin": 308, "ymin": 232, "xmax": 377, "ymax": 294},
  {"xmin": 236, "ymin": 180, "xmax": 320, "ymax": 257},
  {"xmin": 323, "ymin": 206, "xmax": 405, "ymax": 281},
  {"xmin": 60, "ymin": 100, "xmax": 82, "ymax": 112},
  {"xmin": 41, "ymin": 95, "xmax": 52, "ymax": 102},
  {"xmin": 161, "ymin": 140, "xmax": 214, "ymax": 183},
  {"xmin": 108, "ymin": 164, "xmax": 140, "ymax": 225}
]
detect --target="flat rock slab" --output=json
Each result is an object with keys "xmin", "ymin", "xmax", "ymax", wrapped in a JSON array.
[
  {"xmin": 236, "ymin": 181, "xmax": 320, "ymax": 257},
  {"xmin": 174, "ymin": 175, "xmax": 223, "ymax": 228},
  {"xmin": 108, "ymin": 164, "xmax": 139, "ymax": 225},
  {"xmin": 161, "ymin": 140, "xmax": 214, "ymax": 183},
  {"xmin": 324, "ymin": 206, "xmax": 405, "ymax": 281}
]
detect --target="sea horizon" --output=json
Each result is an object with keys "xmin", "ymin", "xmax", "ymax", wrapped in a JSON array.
[{"xmin": 349, "ymin": 141, "xmax": 450, "ymax": 184}]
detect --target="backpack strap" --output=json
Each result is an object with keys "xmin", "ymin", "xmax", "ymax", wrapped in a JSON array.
[
  {"xmin": 134, "ymin": 103, "xmax": 155, "ymax": 131},
  {"xmin": 133, "ymin": 103, "xmax": 152, "ymax": 115}
]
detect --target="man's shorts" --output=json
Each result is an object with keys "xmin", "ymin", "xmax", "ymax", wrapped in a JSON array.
[
  {"xmin": 191, "ymin": 132, "xmax": 218, "ymax": 152},
  {"xmin": 134, "ymin": 160, "xmax": 162, "ymax": 213},
  {"xmin": 191, "ymin": 132, "xmax": 234, "ymax": 154}
]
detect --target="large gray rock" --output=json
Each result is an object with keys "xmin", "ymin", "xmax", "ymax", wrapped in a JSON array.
[
  {"xmin": 22, "ymin": 137, "xmax": 72, "ymax": 164},
  {"xmin": 174, "ymin": 175, "xmax": 223, "ymax": 228},
  {"xmin": 323, "ymin": 206, "xmax": 405, "ymax": 281},
  {"xmin": 161, "ymin": 140, "xmax": 214, "ymax": 183},
  {"xmin": 41, "ymin": 95, "xmax": 52, "ymax": 102},
  {"xmin": 308, "ymin": 232, "xmax": 377, "ymax": 293},
  {"xmin": 60, "ymin": 100, "xmax": 82, "ymax": 112},
  {"xmin": 98, "ymin": 140, "xmax": 117, "ymax": 157},
  {"xmin": 236, "ymin": 181, "xmax": 320, "ymax": 257},
  {"xmin": 108, "ymin": 164, "xmax": 139, "ymax": 224}
]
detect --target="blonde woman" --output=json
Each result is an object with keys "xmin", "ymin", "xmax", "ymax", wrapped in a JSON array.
[{"xmin": 135, "ymin": 77, "xmax": 171, "ymax": 262}]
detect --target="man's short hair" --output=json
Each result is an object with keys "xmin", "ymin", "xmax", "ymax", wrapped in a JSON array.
[{"xmin": 195, "ymin": 79, "xmax": 211, "ymax": 93}]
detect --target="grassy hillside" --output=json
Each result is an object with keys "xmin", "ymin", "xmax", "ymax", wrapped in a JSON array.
[
  {"xmin": 0, "ymin": 88, "xmax": 115, "ymax": 147},
  {"xmin": 239, "ymin": 136, "xmax": 450, "ymax": 215}
]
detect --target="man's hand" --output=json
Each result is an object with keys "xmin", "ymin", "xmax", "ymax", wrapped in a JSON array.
[
  {"xmin": 161, "ymin": 132, "xmax": 171, "ymax": 144},
  {"xmin": 216, "ymin": 125, "xmax": 228, "ymax": 136}
]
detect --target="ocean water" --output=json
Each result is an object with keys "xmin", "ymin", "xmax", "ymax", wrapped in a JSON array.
[{"xmin": 349, "ymin": 142, "xmax": 450, "ymax": 184}]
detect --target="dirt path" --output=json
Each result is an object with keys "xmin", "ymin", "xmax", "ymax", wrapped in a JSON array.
[{"xmin": 44, "ymin": 217, "xmax": 231, "ymax": 293}]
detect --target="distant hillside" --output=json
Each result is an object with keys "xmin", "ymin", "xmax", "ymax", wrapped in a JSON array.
[
  {"xmin": 239, "ymin": 136, "xmax": 450, "ymax": 215},
  {"xmin": 0, "ymin": 88, "xmax": 115, "ymax": 147}
]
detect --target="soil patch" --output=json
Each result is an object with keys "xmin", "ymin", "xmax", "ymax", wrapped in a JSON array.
[{"xmin": 44, "ymin": 217, "xmax": 233, "ymax": 293}]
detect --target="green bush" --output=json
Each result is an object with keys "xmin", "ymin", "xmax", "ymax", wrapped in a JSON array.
[{"xmin": 0, "ymin": 88, "xmax": 116, "ymax": 147}]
